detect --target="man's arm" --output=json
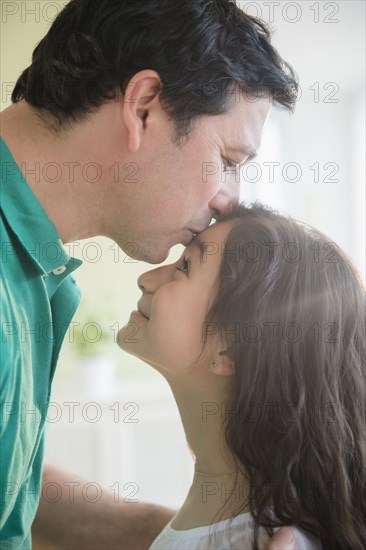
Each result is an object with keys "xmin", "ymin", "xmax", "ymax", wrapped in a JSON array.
[
  {"xmin": 31, "ymin": 460, "xmax": 175, "ymax": 550},
  {"xmin": 32, "ymin": 460, "xmax": 296, "ymax": 550}
]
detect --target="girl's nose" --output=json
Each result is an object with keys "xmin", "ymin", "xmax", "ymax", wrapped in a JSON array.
[
  {"xmin": 137, "ymin": 265, "xmax": 171, "ymax": 294},
  {"xmin": 137, "ymin": 272, "xmax": 150, "ymax": 293}
]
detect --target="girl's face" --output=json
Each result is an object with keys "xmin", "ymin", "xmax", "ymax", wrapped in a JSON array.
[{"xmin": 117, "ymin": 221, "xmax": 234, "ymax": 375}]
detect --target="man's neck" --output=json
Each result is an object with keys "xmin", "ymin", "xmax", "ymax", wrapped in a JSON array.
[{"xmin": 0, "ymin": 101, "xmax": 121, "ymax": 243}]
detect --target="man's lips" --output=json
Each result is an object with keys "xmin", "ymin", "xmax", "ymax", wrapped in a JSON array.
[
  {"xmin": 188, "ymin": 225, "xmax": 210, "ymax": 235},
  {"xmin": 182, "ymin": 226, "xmax": 207, "ymax": 245}
]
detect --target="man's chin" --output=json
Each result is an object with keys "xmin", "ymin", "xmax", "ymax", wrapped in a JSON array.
[
  {"xmin": 135, "ymin": 247, "xmax": 170, "ymax": 265},
  {"xmin": 122, "ymin": 235, "xmax": 188, "ymax": 264},
  {"xmin": 148, "ymin": 250, "xmax": 170, "ymax": 264},
  {"xmin": 147, "ymin": 237, "xmax": 192, "ymax": 264}
]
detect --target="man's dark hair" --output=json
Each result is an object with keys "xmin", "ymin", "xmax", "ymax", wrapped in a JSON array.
[{"xmin": 12, "ymin": 0, "xmax": 298, "ymax": 139}]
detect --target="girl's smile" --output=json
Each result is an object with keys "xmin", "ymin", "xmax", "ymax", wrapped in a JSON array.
[{"xmin": 118, "ymin": 220, "xmax": 235, "ymax": 376}]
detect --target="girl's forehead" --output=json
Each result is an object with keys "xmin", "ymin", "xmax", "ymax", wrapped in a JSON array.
[
  {"xmin": 185, "ymin": 221, "xmax": 236, "ymax": 266},
  {"xmin": 198, "ymin": 219, "xmax": 235, "ymax": 244}
]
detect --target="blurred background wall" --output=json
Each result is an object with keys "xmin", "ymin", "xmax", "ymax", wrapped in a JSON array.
[{"xmin": 1, "ymin": 1, "xmax": 365, "ymax": 509}]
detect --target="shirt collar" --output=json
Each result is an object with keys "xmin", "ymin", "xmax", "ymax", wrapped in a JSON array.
[{"xmin": 1, "ymin": 135, "xmax": 82, "ymax": 276}]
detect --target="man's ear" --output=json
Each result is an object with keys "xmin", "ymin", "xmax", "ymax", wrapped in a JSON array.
[
  {"xmin": 121, "ymin": 69, "xmax": 161, "ymax": 153},
  {"xmin": 211, "ymin": 350, "xmax": 235, "ymax": 376}
]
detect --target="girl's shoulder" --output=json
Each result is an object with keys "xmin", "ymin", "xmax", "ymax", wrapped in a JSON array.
[{"xmin": 149, "ymin": 512, "xmax": 322, "ymax": 549}]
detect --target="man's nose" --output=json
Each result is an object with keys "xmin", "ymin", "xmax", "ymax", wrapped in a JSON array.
[{"xmin": 208, "ymin": 174, "xmax": 240, "ymax": 216}]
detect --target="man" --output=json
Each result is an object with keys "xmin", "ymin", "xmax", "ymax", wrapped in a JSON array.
[{"xmin": 0, "ymin": 1, "xmax": 298, "ymax": 548}]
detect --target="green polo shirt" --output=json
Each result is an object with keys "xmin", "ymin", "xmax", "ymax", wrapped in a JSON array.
[{"xmin": 0, "ymin": 136, "xmax": 82, "ymax": 549}]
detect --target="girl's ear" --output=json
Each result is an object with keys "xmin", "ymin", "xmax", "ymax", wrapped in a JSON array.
[{"xmin": 211, "ymin": 351, "xmax": 235, "ymax": 376}]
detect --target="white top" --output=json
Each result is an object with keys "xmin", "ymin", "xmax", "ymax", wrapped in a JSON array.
[{"xmin": 150, "ymin": 511, "xmax": 322, "ymax": 549}]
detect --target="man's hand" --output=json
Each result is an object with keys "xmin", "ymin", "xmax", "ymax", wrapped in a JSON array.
[
  {"xmin": 267, "ymin": 527, "xmax": 296, "ymax": 549},
  {"xmin": 32, "ymin": 459, "xmax": 175, "ymax": 550},
  {"xmin": 33, "ymin": 461, "xmax": 296, "ymax": 550}
]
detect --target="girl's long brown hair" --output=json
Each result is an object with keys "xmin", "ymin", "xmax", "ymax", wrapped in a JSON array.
[{"xmin": 205, "ymin": 203, "xmax": 366, "ymax": 549}]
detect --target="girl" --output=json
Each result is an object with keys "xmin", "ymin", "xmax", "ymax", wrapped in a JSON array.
[{"xmin": 118, "ymin": 203, "xmax": 366, "ymax": 549}]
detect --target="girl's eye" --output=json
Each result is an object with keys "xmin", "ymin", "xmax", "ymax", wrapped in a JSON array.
[{"xmin": 176, "ymin": 257, "xmax": 189, "ymax": 274}]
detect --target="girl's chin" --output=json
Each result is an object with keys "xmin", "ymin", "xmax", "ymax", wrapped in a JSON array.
[{"xmin": 116, "ymin": 329, "xmax": 138, "ymax": 351}]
